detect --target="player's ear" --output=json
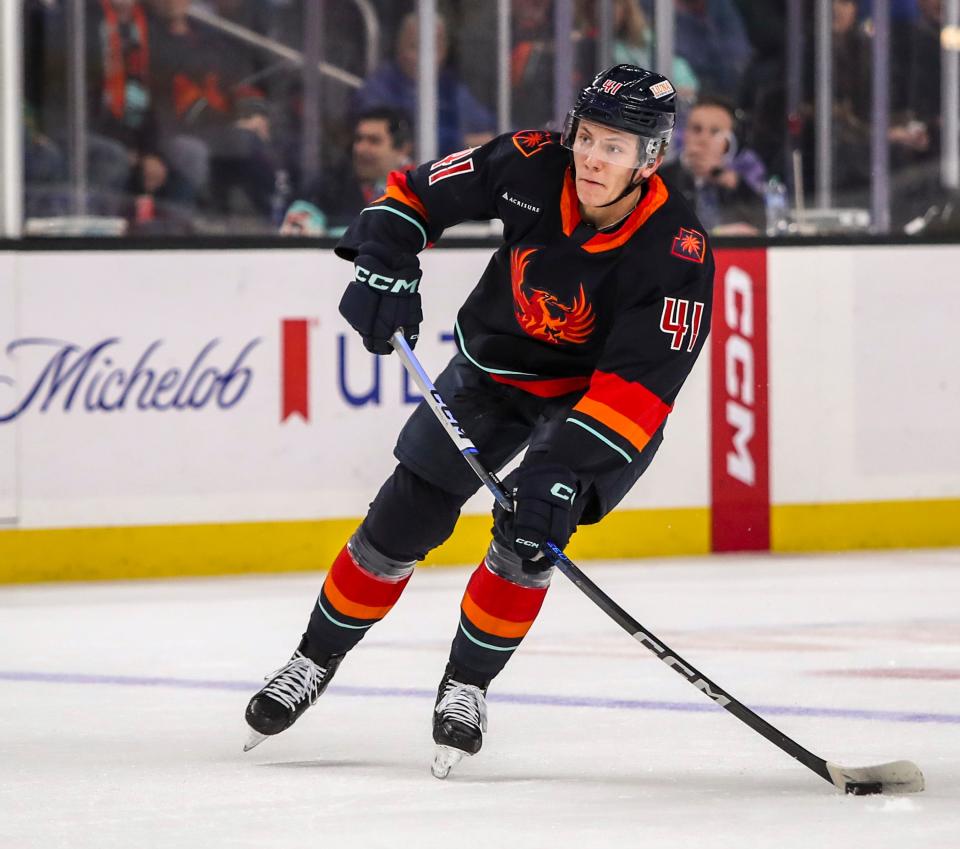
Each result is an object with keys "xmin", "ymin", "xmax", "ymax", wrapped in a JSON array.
[{"xmin": 638, "ymin": 151, "xmax": 664, "ymax": 180}]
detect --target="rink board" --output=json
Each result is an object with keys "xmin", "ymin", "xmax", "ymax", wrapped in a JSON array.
[{"xmin": 0, "ymin": 244, "xmax": 958, "ymax": 581}]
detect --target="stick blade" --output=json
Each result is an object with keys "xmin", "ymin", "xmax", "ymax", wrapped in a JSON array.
[{"xmin": 826, "ymin": 760, "xmax": 925, "ymax": 795}]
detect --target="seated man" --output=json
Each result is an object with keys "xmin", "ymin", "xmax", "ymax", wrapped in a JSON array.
[
  {"xmin": 281, "ymin": 107, "xmax": 414, "ymax": 236},
  {"xmin": 355, "ymin": 11, "xmax": 495, "ymax": 157},
  {"xmin": 659, "ymin": 96, "xmax": 765, "ymax": 235}
]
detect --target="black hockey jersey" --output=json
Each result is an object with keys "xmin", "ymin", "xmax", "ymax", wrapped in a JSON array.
[{"xmin": 336, "ymin": 130, "xmax": 714, "ymax": 480}]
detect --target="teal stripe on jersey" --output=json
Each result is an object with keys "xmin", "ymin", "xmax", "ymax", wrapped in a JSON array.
[
  {"xmin": 565, "ymin": 416, "xmax": 633, "ymax": 463},
  {"xmin": 458, "ymin": 621, "xmax": 517, "ymax": 652},
  {"xmin": 361, "ymin": 205, "xmax": 428, "ymax": 249},
  {"xmin": 454, "ymin": 319, "xmax": 539, "ymax": 377}
]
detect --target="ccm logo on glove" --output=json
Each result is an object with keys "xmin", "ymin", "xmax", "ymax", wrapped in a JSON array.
[
  {"xmin": 509, "ymin": 464, "xmax": 580, "ymax": 565},
  {"xmin": 339, "ymin": 242, "xmax": 423, "ymax": 355},
  {"xmin": 354, "ymin": 264, "xmax": 420, "ymax": 294}
]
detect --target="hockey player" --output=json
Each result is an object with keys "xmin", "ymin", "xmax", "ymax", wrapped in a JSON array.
[{"xmin": 244, "ymin": 64, "xmax": 714, "ymax": 778}]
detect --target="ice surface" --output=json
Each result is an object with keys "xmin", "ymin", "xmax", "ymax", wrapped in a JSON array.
[{"xmin": 1, "ymin": 549, "xmax": 958, "ymax": 849}]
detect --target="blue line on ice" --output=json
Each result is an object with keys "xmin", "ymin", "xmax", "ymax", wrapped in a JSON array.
[{"xmin": 1, "ymin": 669, "xmax": 957, "ymax": 725}]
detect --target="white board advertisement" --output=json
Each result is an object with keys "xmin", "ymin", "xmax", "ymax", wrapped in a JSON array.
[
  {"xmin": 768, "ymin": 246, "xmax": 960, "ymax": 503},
  {"xmin": 2, "ymin": 242, "xmax": 959, "ymax": 550},
  {"xmin": 4, "ymin": 248, "xmax": 706, "ymax": 531},
  {"xmin": 0, "ymin": 254, "xmax": 17, "ymax": 522}
]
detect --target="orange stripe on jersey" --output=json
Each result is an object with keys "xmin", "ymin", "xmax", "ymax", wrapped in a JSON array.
[
  {"xmin": 373, "ymin": 171, "xmax": 428, "ymax": 221},
  {"xmin": 586, "ymin": 370, "xmax": 673, "ymax": 436},
  {"xmin": 573, "ymin": 395, "xmax": 652, "ymax": 452},
  {"xmin": 461, "ymin": 593, "xmax": 535, "ymax": 639},
  {"xmin": 324, "ymin": 572, "xmax": 398, "ymax": 621},
  {"xmin": 582, "ymin": 174, "xmax": 669, "ymax": 254},
  {"xmin": 560, "ymin": 168, "xmax": 580, "ymax": 236},
  {"xmin": 560, "ymin": 171, "xmax": 669, "ymax": 250}
]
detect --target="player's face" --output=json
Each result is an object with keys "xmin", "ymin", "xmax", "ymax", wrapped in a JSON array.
[{"xmin": 572, "ymin": 120, "xmax": 642, "ymax": 206}]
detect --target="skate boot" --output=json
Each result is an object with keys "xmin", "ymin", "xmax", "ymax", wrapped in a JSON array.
[
  {"xmin": 243, "ymin": 647, "xmax": 344, "ymax": 751},
  {"xmin": 431, "ymin": 663, "xmax": 489, "ymax": 779}
]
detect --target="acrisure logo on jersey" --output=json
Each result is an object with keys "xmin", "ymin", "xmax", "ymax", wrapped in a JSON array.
[
  {"xmin": 670, "ymin": 228, "xmax": 706, "ymax": 264},
  {"xmin": 510, "ymin": 247, "xmax": 595, "ymax": 345},
  {"xmin": 512, "ymin": 130, "xmax": 552, "ymax": 158},
  {"xmin": 501, "ymin": 190, "xmax": 541, "ymax": 214}
]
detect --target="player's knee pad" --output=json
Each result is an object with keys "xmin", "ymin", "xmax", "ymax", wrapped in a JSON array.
[
  {"xmin": 362, "ymin": 463, "xmax": 467, "ymax": 563},
  {"xmin": 484, "ymin": 536, "xmax": 553, "ymax": 589},
  {"xmin": 347, "ymin": 524, "xmax": 416, "ymax": 581}
]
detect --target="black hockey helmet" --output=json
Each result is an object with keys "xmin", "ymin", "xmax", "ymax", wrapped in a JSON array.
[{"xmin": 562, "ymin": 64, "xmax": 676, "ymax": 168}]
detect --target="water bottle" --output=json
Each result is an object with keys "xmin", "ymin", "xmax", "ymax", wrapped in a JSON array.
[
  {"xmin": 270, "ymin": 168, "xmax": 291, "ymax": 228},
  {"xmin": 764, "ymin": 177, "xmax": 789, "ymax": 236}
]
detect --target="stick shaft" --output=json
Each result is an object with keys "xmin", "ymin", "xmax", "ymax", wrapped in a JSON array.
[{"xmin": 390, "ymin": 331, "xmax": 833, "ymax": 787}]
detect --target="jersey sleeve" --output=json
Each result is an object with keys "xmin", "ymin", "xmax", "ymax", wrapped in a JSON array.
[
  {"xmin": 334, "ymin": 134, "xmax": 510, "ymax": 261},
  {"xmin": 547, "ymin": 258, "xmax": 715, "ymax": 481}
]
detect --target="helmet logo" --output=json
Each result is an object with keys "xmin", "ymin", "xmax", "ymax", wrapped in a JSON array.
[
  {"xmin": 601, "ymin": 79, "xmax": 624, "ymax": 95},
  {"xmin": 649, "ymin": 80, "xmax": 674, "ymax": 99}
]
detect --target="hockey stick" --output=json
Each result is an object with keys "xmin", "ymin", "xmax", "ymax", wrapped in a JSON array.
[{"xmin": 390, "ymin": 330, "xmax": 924, "ymax": 795}]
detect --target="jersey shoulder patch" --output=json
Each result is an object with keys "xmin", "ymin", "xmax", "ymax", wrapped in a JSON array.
[
  {"xmin": 669, "ymin": 227, "xmax": 707, "ymax": 264},
  {"xmin": 512, "ymin": 129, "xmax": 555, "ymax": 158}
]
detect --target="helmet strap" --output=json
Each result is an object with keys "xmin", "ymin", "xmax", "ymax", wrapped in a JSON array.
[{"xmin": 597, "ymin": 169, "xmax": 645, "ymax": 208}]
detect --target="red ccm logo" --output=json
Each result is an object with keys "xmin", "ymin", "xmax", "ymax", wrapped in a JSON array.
[{"xmin": 710, "ymin": 250, "xmax": 770, "ymax": 552}]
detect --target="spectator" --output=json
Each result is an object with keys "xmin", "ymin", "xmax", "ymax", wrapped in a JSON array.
[
  {"xmin": 23, "ymin": 106, "xmax": 67, "ymax": 219},
  {"xmin": 31, "ymin": 0, "xmax": 200, "ymax": 224},
  {"xmin": 659, "ymin": 95, "xmax": 765, "ymax": 234},
  {"xmin": 887, "ymin": 0, "xmax": 952, "ymax": 226},
  {"xmin": 281, "ymin": 107, "xmax": 413, "ymax": 236},
  {"xmin": 94, "ymin": 0, "xmax": 197, "ymax": 228},
  {"xmin": 730, "ymin": 0, "xmax": 786, "ymax": 180},
  {"xmin": 674, "ymin": 0, "xmax": 752, "ymax": 96},
  {"xmin": 508, "ymin": 0, "xmax": 595, "ymax": 128},
  {"xmin": 816, "ymin": 0, "xmax": 875, "ymax": 203},
  {"xmin": 575, "ymin": 0, "xmax": 699, "ymax": 107},
  {"xmin": 891, "ymin": 0, "xmax": 942, "ymax": 162},
  {"xmin": 145, "ymin": 0, "xmax": 279, "ymax": 221},
  {"xmin": 455, "ymin": 0, "xmax": 596, "ymax": 131},
  {"xmin": 355, "ymin": 11, "xmax": 495, "ymax": 158}
]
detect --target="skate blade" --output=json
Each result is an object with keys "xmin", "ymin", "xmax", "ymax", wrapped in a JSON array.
[
  {"xmin": 431, "ymin": 745, "xmax": 466, "ymax": 779},
  {"xmin": 243, "ymin": 729, "xmax": 269, "ymax": 752}
]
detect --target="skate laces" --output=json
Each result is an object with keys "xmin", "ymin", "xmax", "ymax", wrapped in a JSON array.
[
  {"xmin": 261, "ymin": 651, "xmax": 326, "ymax": 711},
  {"xmin": 436, "ymin": 680, "xmax": 488, "ymax": 733}
]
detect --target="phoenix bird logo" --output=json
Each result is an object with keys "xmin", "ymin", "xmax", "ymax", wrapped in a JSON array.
[
  {"xmin": 510, "ymin": 247, "xmax": 596, "ymax": 345},
  {"xmin": 512, "ymin": 130, "xmax": 552, "ymax": 158}
]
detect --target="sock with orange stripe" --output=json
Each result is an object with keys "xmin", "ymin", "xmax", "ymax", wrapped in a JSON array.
[
  {"xmin": 301, "ymin": 533, "xmax": 413, "ymax": 661},
  {"xmin": 449, "ymin": 558, "xmax": 549, "ymax": 684}
]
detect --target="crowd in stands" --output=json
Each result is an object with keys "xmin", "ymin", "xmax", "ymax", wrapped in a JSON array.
[{"xmin": 21, "ymin": 0, "xmax": 960, "ymax": 237}]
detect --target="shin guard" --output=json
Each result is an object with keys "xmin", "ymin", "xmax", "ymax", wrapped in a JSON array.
[
  {"xmin": 449, "ymin": 559, "xmax": 549, "ymax": 684},
  {"xmin": 303, "ymin": 538, "xmax": 412, "ymax": 659}
]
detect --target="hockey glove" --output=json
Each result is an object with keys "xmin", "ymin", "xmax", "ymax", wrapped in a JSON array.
[
  {"xmin": 338, "ymin": 242, "xmax": 423, "ymax": 355},
  {"xmin": 509, "ymin": 463, "xmax": 579, "ymax": 568}
]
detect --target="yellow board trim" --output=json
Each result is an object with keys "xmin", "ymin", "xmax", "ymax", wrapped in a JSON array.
[
  {"xmin": 2, "ymin": 499, "xmax": 956, "ymax": 584},
  {"xmin": 772, "ymin": 499, "xmax": 960, "ymax": 551},
  {"xmin": 0, "ymin": 507, "xmax": 708, "ymax": 584}
]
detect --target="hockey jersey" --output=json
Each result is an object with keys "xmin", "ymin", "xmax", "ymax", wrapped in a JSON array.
[{"xmin": 335, "ymin": 130, "xmax": 714, "ymax": 481}]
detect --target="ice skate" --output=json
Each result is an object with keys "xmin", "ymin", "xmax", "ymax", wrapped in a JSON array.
[
  {"xmin": 243, "ymin": 648, "xmax": 344, "ymax": 751},
  {"xmin": 431, "ymin": 663, "xmax": 489, "ymax": 778}
]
